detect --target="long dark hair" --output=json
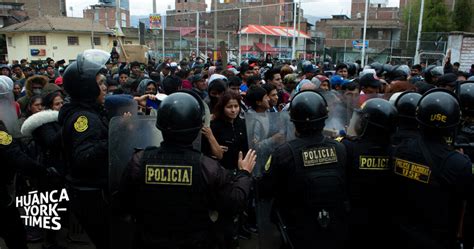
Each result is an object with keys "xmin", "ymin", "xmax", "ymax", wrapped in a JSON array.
[{"xmin": 213, "ymin": 90, "xmax": 242, "ymax": 121}]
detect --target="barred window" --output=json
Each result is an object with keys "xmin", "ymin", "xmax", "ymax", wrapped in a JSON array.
[
  {"xmin": 332, "ymin": 27, "xmax": 352, "ymax": 39},
  {"xmin": 93, "ymin": 37, "xmax": 101, "ymax": 46},
  {"xmin": 67, "ymin": 36, "xmax": 79, "ymax": 46},
  {"xmin": 29, "ymin": 36, "xmax": 46, "ymax": 45}
]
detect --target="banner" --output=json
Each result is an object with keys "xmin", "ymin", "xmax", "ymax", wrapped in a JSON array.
[{"xmin": 149, "ymin": 14, "xmax": 161, "ymax": 29}]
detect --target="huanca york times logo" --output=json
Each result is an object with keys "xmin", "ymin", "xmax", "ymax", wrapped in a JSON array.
[{"xmin": 16, "ymin": 188, "xmax": 69, "ymax": 230}]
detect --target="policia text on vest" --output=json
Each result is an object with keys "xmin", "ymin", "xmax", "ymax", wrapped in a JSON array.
[{"xmin": 146, "ymin": 165, "xmax": 192, "ymax": 186}]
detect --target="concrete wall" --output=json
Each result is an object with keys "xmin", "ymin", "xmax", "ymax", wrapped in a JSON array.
[
  {"xmin": 4, "ymin": 32, "xmax": 112, "ymax": 62},
  {"xmin": 448, "ymin": 32, "xmax": 474, "ymax": 72}
]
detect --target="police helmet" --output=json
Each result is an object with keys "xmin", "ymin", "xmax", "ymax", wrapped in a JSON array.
[
  {"xmin": 354, "ymin": 98, "xmax": 398, "ymax": 136},
  {"xmin": 345, "ymin": 63, "xmax": 358, "ymax": 78},
  {"xmin": 423, "ymin": 65, "xmax": 444, "ymax": 85},
  {"xmin": 458, "ymin": 82, "xmax": 474, "ymax": 117},
  {"xmin": 394, "ymin": 91, "xmax": 422, "ymax": 119},
  {"xmin": 369, "ymin": 62, "xmax": 383, "ymax": 76},
  {"xmin": 156, "ymin": 91, "xmax": 205, "ymax": 141},
  {"xmin": 416, "ymin": 88, "xmax": 460, "ymax": 129},
  {"xmin": 63, "ymin": 49, "xmax": 110, "ymax": 101},
  {"xmin": 290, "ymin": 90, "xmax": 328, "ymax": 125}
]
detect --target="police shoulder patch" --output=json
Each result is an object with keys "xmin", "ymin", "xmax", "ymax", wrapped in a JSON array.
[
  {"xmin": 264, "ymin": 155, "xmax": 272, "ymax": 172},
  {"xmin": 335, "ymin": 136, "xmax": 344, "ymax": 143},
  {"xmin": 394, "ymin": 158, "xmax": 431, "ymax": 184},
  {"xmin": 145, "ymin": 165, "xmax": 192, "ymax": 186},
  {"xmin": 0, "ymin": 131, "xmax": 12, "ymax": 145},
  {"xmin": 301, "ymin": 146, "xmax": 338, "ymax": 167},
  {"xmin": 74, "ymin": 116, "xmax": 88, "ymax": 133}
]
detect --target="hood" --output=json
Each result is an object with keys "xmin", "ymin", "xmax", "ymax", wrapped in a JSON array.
[
  {"xmin": 137, "ymin": 78, "xmax": 156, "ymax": 95},
  {"xmin": 21, "ymin": 110, "xmax": 58, "ymax": 136},
  {"xmin": 24, "ymin": 75, "xmax": 48, "ymax": 97}
]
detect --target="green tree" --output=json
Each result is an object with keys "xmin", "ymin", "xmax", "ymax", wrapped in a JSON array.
[
  {"xmin": 423, "ymin": 0, "xmax": 452, "ymax": 32},
  {"xmin": 452, "ymin": 0, "xmax": 472, "ymax": 31}
]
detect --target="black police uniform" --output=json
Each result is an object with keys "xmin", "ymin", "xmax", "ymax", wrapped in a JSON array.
[
  {"xmin": 119, "ymin": 143, "xmax": 252, "ymax": 249},
  {"xmin": 342, "ymin": 98, "xmax": 398, "ymax": 249},
  {"xmin": 261, "ymin": 91, "xmax": 349, "ymax": 249},
  {"xmin": 118, "ymin": 91, "xmax": 253, "ymax": 249},
  {"xmin": 59, "ymin": 49, "xmax": 111, "ymax": 249},
  {"xmin": 391, "ymin": 89, "xmax": 472, "ymax": 249},
  {"xmin": 0, "ymin": 128, "xmax": 42, "ymax": 249}
]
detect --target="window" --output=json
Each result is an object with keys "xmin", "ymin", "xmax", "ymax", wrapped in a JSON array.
[
  {"xmin": 274, "ymin": 38, "xmax": 278, "ymax": 47},
  {"xmin": 93, "ymin": 37, "xmax": 101, "ymax": 46},
  {"xmin": 124, "ymin": 40, "xmax": 133, "ymax": 44},
  {"xmin": 332, "ymin": 27, "xmax": 352, "ymax": 39},
  {"xmin": 121, "ymin": 13, "xmax": 126, "ymax": 27},
  {"xmin": 29, "ymin": 36, "xmax": 46, "ymax": 45},
  {"xmin": 7, "ymin": 37, "xmax": 12, "ymax": 46},
  {"xmin": 67, "ymin": 36, "xmax": 79, "ymax": 45},
  {"xmin": 94, "ymin": 11, "xmax": 99, "ymax": 21}
]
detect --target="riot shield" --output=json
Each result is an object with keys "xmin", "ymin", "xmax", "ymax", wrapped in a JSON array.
[
  {"xmin": 0, "ymin": 76, "xmax": 20, "ymax": 137},
  {"xmin": 108, "ymin": 115, "xmax": 163, "ymax": 193},
  {"xmin": 245, "ymin": 111, "xmax": 295, "ymax": 249},
  {"xmin": 108, "ymin": 115, "xmax": 163, "ymax": 249},
  {"xmin": 321, "ymin": 90, "xmax": 355, "ymax": 138},
  {"xmin": 346, "ymin": 94, "xmax": 393, "ymax": 137}
]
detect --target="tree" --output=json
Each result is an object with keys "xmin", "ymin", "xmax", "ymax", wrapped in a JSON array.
[
  {"xmin": 423, "ymin": 0, "xmax": 453, "ymax": 32},
  {"xmin": 452, "ymin": 0, "xmax": 472, "ymax": 31}
]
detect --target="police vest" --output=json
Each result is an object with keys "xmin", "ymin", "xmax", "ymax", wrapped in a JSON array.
[
  {"xmin": 283, "ymin": 136, "xmax": 348, "ymax": 228},
  {"xmin": 346, "ymin": 138, "xmax": 393, "ymax": 206},
  {"xmin": 392, "ymin": 137, "xmax": 464, "ymax": 248},
  {"xmin": 136, "ymin": 146, "xmax": 211, "ymax": 246}
]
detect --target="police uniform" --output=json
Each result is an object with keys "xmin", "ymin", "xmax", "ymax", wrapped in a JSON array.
[
  {"xmin": 391, "ymin": 91, "xmax": 422, "ymax": 147},
  {"xmin": 0, "ymin": 129, "xmax": 42, "ymax": 249},
  {"xmin": 260, "ymin": 91, "xmax": 349, "ymax": 249},
  {"xmin": 391, "ymin": 89, "xmax": 472, "ymax": 249},
  {"xmin": 342, "ymin": 98, "xmax": 398, "ymax": 249},
  {"xmin": 59, "ymin": 49, "xmax": 111, "ymax": 249},
  {"xmin": 118, "ymin": 91, "xmax": 254, "ymax": 249}
]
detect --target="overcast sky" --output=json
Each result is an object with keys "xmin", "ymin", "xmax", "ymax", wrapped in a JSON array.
[{"xmin": 66, "ymin": 0, "xmax": 400, "ymax": 18}]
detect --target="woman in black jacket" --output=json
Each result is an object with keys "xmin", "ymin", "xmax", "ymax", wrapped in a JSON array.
[{"xmin": 211, "ymin": 90, "xmax": 248, "ymax": 170}]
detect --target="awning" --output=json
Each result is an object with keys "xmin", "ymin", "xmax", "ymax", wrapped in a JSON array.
[
  {"xmin": 254, "ymin": 43, "xmax": 279, "ymax": 53},
  {"xmin": 240, "ymin": 24, "xmax": 311, "ymax": 39}
]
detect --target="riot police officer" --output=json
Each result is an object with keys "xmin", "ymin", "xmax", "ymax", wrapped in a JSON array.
[
  {"xmin": 391, "ymin": 89, "xmax": 472, "ymax": 249},
  {"xmin": 424, "ymin": 65, "xmax": 444, "ymax": 85},
  {"xmin": 0, "ymin": 76, "xmax": 43, "ymax": 249},
  {"xmin": 59, "ymin": 49, "xmax": 110, "ymax": 249},
  {"xmin": 261, "ymin": 90, "xmax": 348, "ymax": 249},
  {"xmin": 342, "ymin": 98, "xmax": 398, "ymax": 249},
  {"xmin": 391, "ymin": 91, "xmax": 422, "ymax": 146},
  {"xmin": 118, "ymin": 91, "xmax": 256, "ymax": 249},
  {"xmin": 455, "ymin": 82, "xmax": 474, "ymax": 248}
]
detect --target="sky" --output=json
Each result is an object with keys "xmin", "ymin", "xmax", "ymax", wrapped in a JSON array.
[{"xmin": 66, "ymin": 0, "xmax": 400, "ymax": 19}]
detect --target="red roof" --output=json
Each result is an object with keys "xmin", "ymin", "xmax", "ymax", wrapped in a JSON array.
[
  {"xmin": 240, "ymin": 24, "xmax": 310, "ymax": 39},
  {"xmin": 241, "ymin": 45, "xmax": 253, "ymax": 52},
  {"xmin": 254, "ymin": 43, "xmax": 279, "ymax": 53}
]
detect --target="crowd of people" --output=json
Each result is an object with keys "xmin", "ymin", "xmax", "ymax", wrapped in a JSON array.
[{"xmin": 0, "ymin": 48, "xmax": 474, "ymax": 249}]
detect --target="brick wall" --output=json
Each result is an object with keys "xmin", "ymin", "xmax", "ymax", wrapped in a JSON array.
[{"xmin": 18, "ymin": 0, "xmax": 66, "ymax": 18}]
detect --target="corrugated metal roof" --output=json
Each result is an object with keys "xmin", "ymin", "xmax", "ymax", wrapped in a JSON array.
[
  {"xmin": 240, "ymin": 24, "xmax": 310, "ymax": 39},
  {"xmin": 0, "ymin": 16, "xmax": 112, "ymax": 34}
]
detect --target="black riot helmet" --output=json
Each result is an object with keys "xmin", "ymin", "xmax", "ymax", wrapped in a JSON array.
[
  {"xmin": 63, "ymin": 49, "xmax": 110, "ymax": 101},
  {"xmin": 369, "ymin": 62, "xmax": 383, "ymax": 77},
  {"xmin": 156, "ymin": 91, "xmax": 205, "ymax": 144},
  {"xmin": 395, "ymin": 91, "xmax": 422, "ymax": 119},
  {"xmin": 290, "ymin": 90, "xmax": 328, "ymax": 133},
  {"xmin": 416, "ymin": 88, "xmax": 460, "ymax": 129},
  {"xmin": 423, "ymin": 65, "xmax": 444, "ymax": 85},
  {"xmin": 458, "ymin": 82, "xmax": 474, "ymax": 117},
  {"xmin": 351, "ymin": 98, "xmax": 398, "ymax": 137}
]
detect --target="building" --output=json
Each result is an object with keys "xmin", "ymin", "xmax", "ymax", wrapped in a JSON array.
[
  {"xmin": 166, "ymin": 0, "xmax": 207, "ymax": 28},
  {"xmin": 0, "ymin": 2, "xmax": 28, "ymax": 60},
  {"xmin": 99, "ymin": 0, "xmax": 130, "ymax": 11},
  {"xmin": 240, "ymin": 24, "xmax": 310, "ymax": 59},
  {"xmin": 315, "ymin": 0, "xmax": 402, "ymax": 63},
  {"xmin": 14, "ymin": 0, "xmax": 66, "ymax": 18},
  {"xmin": 0, "ymin": 16, "xmax": 113, "ymax": 62},
  {"xmin": 83, "ymin": 4, "xmax": 130, "ymax": 29}
]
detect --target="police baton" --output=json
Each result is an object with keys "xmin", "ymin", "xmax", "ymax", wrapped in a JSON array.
[{"xmin": 274, "ymin": 209, "xmax": 294, "ymax": 249}]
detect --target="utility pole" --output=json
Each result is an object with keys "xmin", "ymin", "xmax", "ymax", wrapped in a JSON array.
[
  {"xmin": 196, "ymin": 12, "xmax": 200, "ymax": 58},
  {"xmin": 238, "ymin": 8, "xmax": 241, "ymax": 64},
  {"xmin": 361, "ymin": 0, "xmax": 369, "ymax": 67},
  {"xmin": 291, "ymin": 1, "xmax": 297, "ymax": 59},
  {"xmin": 406, "ymin": 1, "xmax": 411, "ymax": 49},
  {"xmin": 414, "ymin": 0, "xmax": 425, "ymax": 64},
  {"xmin": 213, "ymin": 0, "xmax": 218, "ymax": 60}
]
